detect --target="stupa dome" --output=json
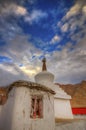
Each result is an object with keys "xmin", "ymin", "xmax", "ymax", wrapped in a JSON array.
[{"xmin": 35, "ymin": 58, "xmax": 54, "ymax": 86}]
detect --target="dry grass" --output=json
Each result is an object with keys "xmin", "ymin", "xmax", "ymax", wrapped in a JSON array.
[{"xmin": 55, "ymin": 118, "xmax": 86, "ymax": 123}]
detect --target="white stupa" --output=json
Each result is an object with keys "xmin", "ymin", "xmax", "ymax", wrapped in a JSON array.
[{"xmin": 35, "ymin": 58, "xmax": 73, "ymax": 119}]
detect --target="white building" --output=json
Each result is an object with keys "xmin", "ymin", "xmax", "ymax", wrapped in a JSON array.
[
  {"xmin": 0, "ymin": 81, "xmax": 55, "ymax": 130},
  {"xmin": 0, "ymin": 58, "xmax": 73, "ymax": 130},
  {"xmin": 35, "ymin": 58, "xmax": 73, "ymax": 119}
]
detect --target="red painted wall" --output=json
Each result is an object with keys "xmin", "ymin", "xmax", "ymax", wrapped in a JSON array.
[{"xmin": 72, "ymin": 108, "xmax": 86, "ymax": 115}]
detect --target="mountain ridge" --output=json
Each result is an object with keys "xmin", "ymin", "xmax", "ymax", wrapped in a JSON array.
[{"xmin": 56, "ymin": 80, "xmax": 86, "ymax": 108}]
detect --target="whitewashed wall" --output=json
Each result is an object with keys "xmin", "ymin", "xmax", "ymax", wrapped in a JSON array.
[
  {"xmin": 30, "ymin": 90, "xmax": 55, "ymax": 130},
  {"xmin": 0, "ymin": 87, "xmax": 55, "ymax": 130},
  {"xmin": 54, "ymin": 98, "xmax": 73, "ymax": 119},
  {"xmin": 0, "ymin": 87, "xmax": 31, "ymax": 130}
]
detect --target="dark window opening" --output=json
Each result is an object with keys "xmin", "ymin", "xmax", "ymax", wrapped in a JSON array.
[{"xmin": 30, "ymin": 95, "xmax": 43, "ymax": 119}]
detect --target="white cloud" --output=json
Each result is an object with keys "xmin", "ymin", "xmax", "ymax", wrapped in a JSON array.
[
  {"xmin": 59, "ymin": 0, "xmax": 86, "ymax": 42},
  {"xmin": 20, "ymin": 64, "xmax": 40, "ymax": 77},
  {"xmin": 0, "ymin": 3, "xmax": 27, "ymax": 16},
  {"xmin": 1, "ymin": 34, "xmax": 43, "ymax": 64},
  {"xmin": 0, "ymin": 0, "xmax": 86, "ymax": 86},
  {"xmin": 0, "ymin": 55, "xmax": 42, "ymax": 86},
  {"xmin": 0, "ymin": 37, "xmax": 86, "ymax": 85},
  {"xmin": 24, "ymin": 10, "xmax": 48, "ymax": 24},
  {"xmin": 62, "ymin": 0, "xmax": 86, "ymax": 23},
  {"xmin": 0, "ymin": 43, "xmax": 43, "ymax": 86},
  {"xmin": 82, "ymin": 6, "xmax": 86, "ymax": 14},
  {"xmin": 0, "ymin": 33, "xmax": 44, "ymax": 86},
  {"xmin": 15, "ymin": 5, "xmax": 27, "ymax": 15},
  {"xmin": 0, "ymin": 20, "xmax": 23, "ymax": 43},
  {"xmin": 51, "ymin": 35, "xmax": 61, "ymax": 44},
  {"xmin": 66, "ymin": 3, "xmax": 81, "ymax": 19},
  {"xmin": 61, "ymin": 23, "xmax": 69, "ymax": 32},
  {"xmin": 46, "ymin": 37, "xmax": 86, "ymax": 84},
  {"xmin": 0, "ymin": 63, "xmax": 29, "ymax": 86}
]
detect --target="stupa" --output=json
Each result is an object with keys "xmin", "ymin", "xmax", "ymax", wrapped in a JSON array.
[{"xmin": 35, "ymin": 58, "xmax": 73, "ymax": 119}]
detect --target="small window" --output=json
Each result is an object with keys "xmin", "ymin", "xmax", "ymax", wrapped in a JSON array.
[{"xmin": 30, "ymin": 95, "xmax": 43, "ymax": 119}]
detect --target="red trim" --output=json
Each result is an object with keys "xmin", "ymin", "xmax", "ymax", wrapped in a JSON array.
[{"xmin": 72, "ymin": 108, "xmax": 86, "ymax": 114}]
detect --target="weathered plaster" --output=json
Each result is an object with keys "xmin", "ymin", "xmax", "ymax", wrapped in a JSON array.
[{"xmin": 0, "ymin": 86, "xmax": 55, "ymax": 130}]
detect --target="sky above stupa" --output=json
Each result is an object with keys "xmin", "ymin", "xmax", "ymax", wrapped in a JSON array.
[{"xmin": 0, "ymin": 0, "xmax": 86, "ymax": 86}]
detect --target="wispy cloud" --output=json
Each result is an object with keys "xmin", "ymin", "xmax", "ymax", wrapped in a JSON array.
[
  {"xmin": 0, "ymin": 0, "xmax": 86, "ymax": 86},
  {"xmin": 63, "ymin": 0, "xmax": 86, "ymax": 24},
  {"xmin": 24, "ymin": 10, "xmax": 48, "ymax": 24},
  {"xmin": 56, "ymin": 0, "xmax": 86, "ymax": 44},
  {"xmin": 0, "ymin": 38, "xmax": 86, "ymax": 86},
  {"xmin": 82, "ymin": 5, "xmax": 86, "ymax": 14},
  {"xmin": 65, "ymin": 3, "xmax": 81, "ymax": 19},
  {"xmin": 0, "ymin": 3, "xmax": 27, "ymax": 16},
  {"xmin": 0, "ymin": 63, "xmax": 29, "ymax": 86},
  {"xmin": 0, "ymin": 34, "xmax": 43, "ymax": 64},
  {"xmin": 61, "ymin": 23, "xmax": 69, "ymax": 32},
  {"xmin": 15, "ymin": 5, "xmax": 27, "ymax": 16},
  {"xmin": 47, "ymin": 38, "xmax": 86, "ymax": 84},
  {"xmin": 50, "ymin": 35, "xmax": 61, "ymax": 44},
  {"xmin": 0, "ymin": 1, "xmax": 28, "ymax": 43},
  {"xmin": 0, "ymin": 34, "xmax": 43, "ymax": 86},
  {"xmin": 0, "ymin": 0, "xmax": 48, "ymax": 25}
]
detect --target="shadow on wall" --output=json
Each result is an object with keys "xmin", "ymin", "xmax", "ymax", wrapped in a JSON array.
[{"xmin": 0, "ymin": 87, "xmax": 16, "ymax": 130}]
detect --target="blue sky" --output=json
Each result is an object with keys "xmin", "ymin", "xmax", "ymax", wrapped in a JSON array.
[{"xmin": 0, "ymin": 0, "xmax": 86, "ymax": 86}]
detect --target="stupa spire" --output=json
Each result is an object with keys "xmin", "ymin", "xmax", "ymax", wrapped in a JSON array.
[{"xmin": 42, "ymin": 57, "xmax": 47, "ymax": 71}]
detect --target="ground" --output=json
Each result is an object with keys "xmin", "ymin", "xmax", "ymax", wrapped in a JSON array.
[{"xmin": 55, "ymin": 119, "xmax": 86, "ymax": 130}]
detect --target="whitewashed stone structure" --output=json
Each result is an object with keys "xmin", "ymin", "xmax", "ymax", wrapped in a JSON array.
[
  {"xmin": 0, "ymin": 58, "xmax": 73, "ymax": 130},
  {"xmin": 0, "ymin": 81, "xmax": 55, "ymax": 130},
  {"xmin": 35, "ymin": 58, "xmax": 73, "ymax": 119}
]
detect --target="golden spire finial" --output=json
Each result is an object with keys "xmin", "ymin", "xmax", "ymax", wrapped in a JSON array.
[{"xmin": 42, "ymin": 57, "xmax": 47, "ymax": 71}]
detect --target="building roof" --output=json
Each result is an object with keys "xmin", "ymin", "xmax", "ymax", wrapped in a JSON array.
[
  {"xmin": 56, "ymin": 81, "xmax": 86, "ymax": 108},
  {"xmin": 0, "ymin": 80, "xmax": 55, "ymax": 105},
  {"xmin": 8, "ymin": 80, "xmax": 55, "ymax": 94}
]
